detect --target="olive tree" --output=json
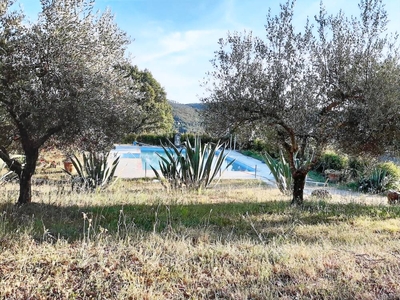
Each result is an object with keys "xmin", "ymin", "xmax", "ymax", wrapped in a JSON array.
[
  {"xmin": 0, "ymin": 0, "xmax": 137, "ymax": 204},
  {"xmin": 202, "ymin": 0, "xmax": 400, "ymax": 205}
]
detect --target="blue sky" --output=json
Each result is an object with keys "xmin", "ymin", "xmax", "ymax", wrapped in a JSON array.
[{"xmin": 15, "ymin": 0, "xmax": 400, "ymax": 104}]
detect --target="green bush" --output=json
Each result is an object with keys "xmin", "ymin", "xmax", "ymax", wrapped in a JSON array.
[
  {"xmin": 121, "ymin": 133, "xmax": 137, "ymax": 144},
  {"xmin": 346, "ymin": 156, "xmax": 367, "ymax": 179},
  {"xmin": 242, "ymin": 138, "xmax": 272, "ymax": 153},
  {"xmin": 358, "ymin": 167, "xmax": 388, "ymax": 193},
  {"xmin": 376, "ymin": 162, "xmax": 400, "ymax": 190},
  {"xmin": 377, "ymin": 162, "xmax": 400, "ymax": 181},
  {"xmin": 315, "ymin": 150, "xmax": 348, "ymax": 173},
  {"xmin": 357, "ymin": 162, "xmax": 400, "ymax": 193},
  {"xmin": 180, "ymin": 134, "xmax": 221, "ymax": 146}
]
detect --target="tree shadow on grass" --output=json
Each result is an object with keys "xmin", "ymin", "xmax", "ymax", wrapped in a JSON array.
[{"xmin": 1, "ymin": 198, "xmax": 399, "ymax": 244}]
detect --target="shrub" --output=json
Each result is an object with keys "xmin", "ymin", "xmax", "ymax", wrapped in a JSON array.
[
  {"xmin": 253, "ymin": 139, "xmax": 270, "ymax": 152},
  {"xmin": 263, "ymin": 151, "xmax": 293, "ymax": 195},
  {"xmin": 63, "ymin": 152, "xmax": 119, "ymax": 192},
  {"xmin": 377, "ymin": 162, "xmax": 400, "ymax": 181},
  {"xmin": 121, "ymin": 133, "xmax": 172, "ymax": 145},
  {"xmin": 346, "ymin": 156, "xmax": 367, "ymax": 180},
  {"xmin": 315, "ymin": 150, "xmax": 347, "ymax": 173},
  {"xmin": 357, "ymin": 162, "xmax": 400, "ymax": 193},
  {"xmin": 376, "ymin": 161, "xmax": 400, "ymax": 190},
  {"xmin": 151, "ymin": 137, "xmax": 234, "ymax": 192},
  {"xmin": 240, "ymin": 150, "xmax": 264, "ymax": 162},
  {"xmin": 358, "ymin": 167, "xmax": 388, "ymax": 193},
  {"xmin": 121, "ymin": 133, "xmax": 137, "ymax": 144}
]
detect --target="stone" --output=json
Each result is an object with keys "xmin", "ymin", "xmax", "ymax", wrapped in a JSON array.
[
  {"xmin": 311, "ymin": 189, "xmax": 332, "ymax": 199},
  {"xmin": 387, "ymin": 191, "xmax": 400, "ymax": 204}
]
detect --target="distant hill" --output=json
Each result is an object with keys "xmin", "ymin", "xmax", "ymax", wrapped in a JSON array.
[
  {"xmin": 169, "ymin": 101, "xmax": 205, "ymax": 133},
  {"xmin": 186, "ymin": 103, "xmax": 206, "ymax": 110}
]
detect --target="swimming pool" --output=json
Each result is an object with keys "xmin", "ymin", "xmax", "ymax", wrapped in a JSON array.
[{"xmin": 110, "ymin": 145, "xmax": 255, "ymax": 173}]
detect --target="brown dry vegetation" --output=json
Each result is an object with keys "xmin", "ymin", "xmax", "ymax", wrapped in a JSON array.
[{"xmin": 1, "ymin": 179, "xmax": 400, "ymax": 299}]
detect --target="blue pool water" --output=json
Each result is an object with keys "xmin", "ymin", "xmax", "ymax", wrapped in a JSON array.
[{"xmin": 114, "ymin": 145, "xmax": 255, "ymax": 172}]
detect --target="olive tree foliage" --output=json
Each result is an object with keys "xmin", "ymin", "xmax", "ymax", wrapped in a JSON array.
[
  {"xmin": 122, "ymin": 65, "xmax": 174, "ymax": 134},
  {"xmin": 202, "ymin": 0, "xmax": 400, "ymax": 205},
  {"xmin": 0, "ymin": 0, "xmax": 139, "ymax": 204}
]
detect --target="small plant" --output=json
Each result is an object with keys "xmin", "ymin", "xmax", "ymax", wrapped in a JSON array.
[
  {"xmin": 315, "ymin": 150, "xmax": 348, "ymax": 173},
  {"xmin": 263, "ymin": 151, "xmax": 293, "ymax": 195},
  {"xmin": 358, "ymin": 167, "xmax": 387, "ymax": 193},
  {"xmin": 63, "ymin": 152, "xmax": 119, "ymax": 192},
  {"xmin": 151, "ymin": 137, "xmax": 234, "ymax": 192},
  {"xmin": 377, "ymin": 162, "xmax": 400, "ymax": 190},
  {"xmin": 358, "ymin": 162, "xmax": 400, "ymax": 193},
  {"xmin": 263, "ymin": 150, "xmax": 314, "ymax": 195}
]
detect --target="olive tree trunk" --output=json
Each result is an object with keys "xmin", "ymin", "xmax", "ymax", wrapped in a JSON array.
[
  {"xmin": 17, "ymin": 147, "xmax": 39, "ymax": 205},
  {"xmin": 291, "ymin": 170, "xmax": 307, "ymax": 205}
]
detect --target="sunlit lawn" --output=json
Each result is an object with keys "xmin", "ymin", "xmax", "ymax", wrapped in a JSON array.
[{"xmin": 1, "ymin": 178, "xmax": 400, "ymax": 299}]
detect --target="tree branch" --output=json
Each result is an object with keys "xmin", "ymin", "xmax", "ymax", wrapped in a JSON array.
[
  {"xmin": 0, "ymin": 146, "xmax": 22, "ymax": 175},
  {"xmin": 37, "ymin": 125, "xmax": 63, "ymax": 148}
]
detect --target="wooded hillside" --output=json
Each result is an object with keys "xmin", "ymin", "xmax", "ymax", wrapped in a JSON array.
[{"xmin": 169, "ymin": 101, "xmax": 205, "ymax": 133}]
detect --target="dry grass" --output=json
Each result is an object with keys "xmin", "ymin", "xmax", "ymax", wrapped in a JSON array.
[{"xmin": 1, "ymin": 179, "xmax": 400, "ymax": 299}]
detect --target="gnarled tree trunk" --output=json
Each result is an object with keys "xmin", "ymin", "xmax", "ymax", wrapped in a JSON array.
[
  {"xmin": 291, "ymin": 169, "xmax": 307, "ymax": 205},
  {"xmin": 17, "ymin": 147, "xmax": 39, "ymax": 205}
]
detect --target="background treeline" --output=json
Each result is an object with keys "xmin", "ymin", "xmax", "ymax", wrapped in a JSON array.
[
  {"xmin": 169, "ymin": 101, "xmax": 205, "ymax": 133},
  {"xmin": 121, "ymin": 133, "xmax": 225, "ymax": 146}
]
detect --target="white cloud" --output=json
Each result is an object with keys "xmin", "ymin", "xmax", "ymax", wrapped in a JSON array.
[
  {"xmin": 128, "ymin": 28, "xmax": 226, "ymax": 103},
  {"xmin": 128, "ymin": 0, "xmax": 400, "ymax": 104}
]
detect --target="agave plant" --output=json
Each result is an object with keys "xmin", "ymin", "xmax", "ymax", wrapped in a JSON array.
[
  {"xmin": 358, "ymin": 167, "xmax": 390, "ymax": 193},
  {"xmin": 151, "ymin": 137, "xmax": 234, "ymax": 192},
  {"xmin": 263, "ymin": 149, "xmax": 315, "ymax": 195},
  {"xmin": 263, "ymin": 151, "xmax": 293, "ymax": 195},
  {"xmin": 63, "ymin": 152, "xmax": 119, "ymax": 192}
]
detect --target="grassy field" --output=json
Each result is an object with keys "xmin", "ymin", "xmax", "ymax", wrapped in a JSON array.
[{"xmin": 1, "ymin": 179, "xmax": 400, "ymax": 299}]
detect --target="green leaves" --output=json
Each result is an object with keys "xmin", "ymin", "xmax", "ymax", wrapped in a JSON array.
[
  {"xmin": 63, "ymin": 152, "xmax": 119, "ymax": 192},
  {"xmin": 120, "ymin": 65, "xmax": 174, "ymax": 135},
  {"xmin": 151, "ymin": 137, "xmax": 234, "ymax": 192},
  {"xmin": 263, "ymin": 151, "xmax": 293, "ymax": 195}
]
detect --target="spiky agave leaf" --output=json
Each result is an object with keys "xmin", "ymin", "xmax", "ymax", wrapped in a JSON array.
[
  {"xmin": 263, "ymin": 150, "xmax": 293, "ymax": 195},
  {"xmin": 152, "ymin": 137, "xmax": 234, "ymax": 192},
  {"xmin": 64, "ymin": 152, "xmax": 119, "ymax": 191}
]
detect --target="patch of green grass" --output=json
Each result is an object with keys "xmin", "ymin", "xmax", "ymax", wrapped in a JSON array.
[
  {"xmin": 240, "ymin": 150, "xmax": 265, "ymax": 161},
  {"xmin": 307, "ymin": 170, "xmax": 326, "ymax": 182},
  {"xmin": 1, "ymin": 188, "xmax": 399, "ymax": 243}
]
